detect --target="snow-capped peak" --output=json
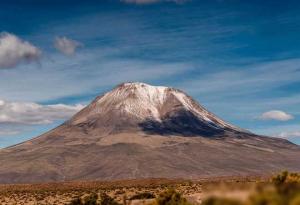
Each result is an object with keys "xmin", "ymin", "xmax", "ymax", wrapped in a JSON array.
[
  {"xmin": 93, "ymin": 82, "xmax": 169, "ymax": 121},
  {"xmin": 113, "ymin": 82, "xmax": 168, "ymax": 106},
  {"xmin": 69, "ymin": 82, "xmax": 240, "ymax": 133}
]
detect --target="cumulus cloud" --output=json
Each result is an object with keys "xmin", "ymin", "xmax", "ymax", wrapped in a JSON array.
[
  {"xmin": 259, "ymin": 110, "xmax": 294, "ymax": 121},
  {"xmin": 121, "ymin": 0, "xmax": 186, "ymax": 4},
  {"xmin": 0, "ymin": 100, "xmax": 85, "ymax": 125},
  {"xmin": 0, "ymin": 32, "xmax": 41, "ymax": 68},
  {"xmin": 54, "ymin": 36, "xmax": 82, "ymax": 56}
]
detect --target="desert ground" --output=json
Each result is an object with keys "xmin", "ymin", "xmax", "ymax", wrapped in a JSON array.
[
  {"xmin": 0, "ymin": 176, "xmax": 261, "ymax": 205},
  {"xmin": 1, "ymin": 172, "xmax": 299, "ymax": 205}
]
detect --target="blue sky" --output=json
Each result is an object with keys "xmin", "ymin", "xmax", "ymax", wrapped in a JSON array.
[{"xmin": 0, "ymin": 0, "xmax": 300, "ymax": 147}]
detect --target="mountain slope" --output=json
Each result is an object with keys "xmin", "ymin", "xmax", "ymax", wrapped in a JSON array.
[{"xmin": 0, "ymin": 82, "xmax": 299, "ymax": 183}]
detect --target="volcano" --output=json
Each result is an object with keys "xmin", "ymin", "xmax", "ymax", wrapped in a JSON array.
[{"xmin": 0, "ymin": 82, "xmax": 299, "ymax": 183}]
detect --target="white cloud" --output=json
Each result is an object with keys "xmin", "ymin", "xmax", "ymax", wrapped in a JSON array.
[
  {"xmin": 0, "ymin": 32, "xmax": 41, "ymax": 68},
  {"xmin": 54, "ymin": 36, "xmax": 82, "ymax": 56},
  {"xmin": 121, "ymin": 0, "xmax": 186, "ymax": 4},
  {"xmin": 259, "ymin": 110, "xmax": 294, "ymax": 121},
  {"xmin": 276, "ymin": 131, "xmax": 300, "ymax": 139},
  {"xmin": 0, "ymin": 100, "xmax": 85, "ymax": 125}
]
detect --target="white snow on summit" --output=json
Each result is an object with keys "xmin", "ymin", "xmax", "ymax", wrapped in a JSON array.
[
  {"xmin": 69, "ymin": 82, "xmax": 242, "ymax": 133},
  {"xmin": 90, "ymin": 82, "xmax": 239, "ymax": 131},
  {"xmin": 95, "ymin": 82, "xmax": 168, "ymax": 121}
]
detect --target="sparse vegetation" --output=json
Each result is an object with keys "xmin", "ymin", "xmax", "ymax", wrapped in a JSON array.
[{"xmin": 1, "ymin": 173, "xmax": 299, "ymax": 205}]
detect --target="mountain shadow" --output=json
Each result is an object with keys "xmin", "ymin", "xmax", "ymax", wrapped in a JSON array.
[{"xmin": 139, "ymin": 109, "xmax": 225, "ymax": 137}]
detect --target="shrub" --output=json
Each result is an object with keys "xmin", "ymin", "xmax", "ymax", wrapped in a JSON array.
[
  {"xmin": 153, "ymin": 189, "xmax": 191, "ymax": 205},
  {"xmin": 84, "ymin": 193, "xmax": 98, "ymax": 205},
  {"xmin": 99, "ymin": 193, "xmax": 120, "ymax": 205},
  {"xmin": 130, "ymin": 192, "xmax": 155, "ymax": 200},
  {"xmin": 69, "ymin": 197, "xmax": 82, "ymax": 205},
  {"xmin": 68, "ymin": 193, "xmax": 120, "ymax": 205}
]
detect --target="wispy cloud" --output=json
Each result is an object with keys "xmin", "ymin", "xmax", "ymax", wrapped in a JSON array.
[
  {"xmin": 259, "ymin": 110, "xmax": 294, "ymax": 121},
  {"xmin": 54, "ymin": 36, "xmax": 82, "ymax": 56},
  {"xmin": 178, "ymin": 58, "xmax": 300, "ymax": 97},
  {"xmin": 0, "ymin": 32, "xmax": 41, "ymax": 68},
  {"xmin": 251, "ymin": 123, "xmax": 300, "ymax": 141},
  {"xmin": 0, "ymin": 130, "xmax": 20, "ymax": 136},
  {"xmin": 0, "ymin": 47, "xmax": 193, "ymax": 102},
  {"xmin": 173, "ymin": 58, "xmax": 300, "ymax": 118}
]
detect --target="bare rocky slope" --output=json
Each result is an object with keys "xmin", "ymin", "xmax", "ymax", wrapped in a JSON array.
[{"xmin": 0, "ymin": 82, "xmax": 299, "ymax": 184}]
